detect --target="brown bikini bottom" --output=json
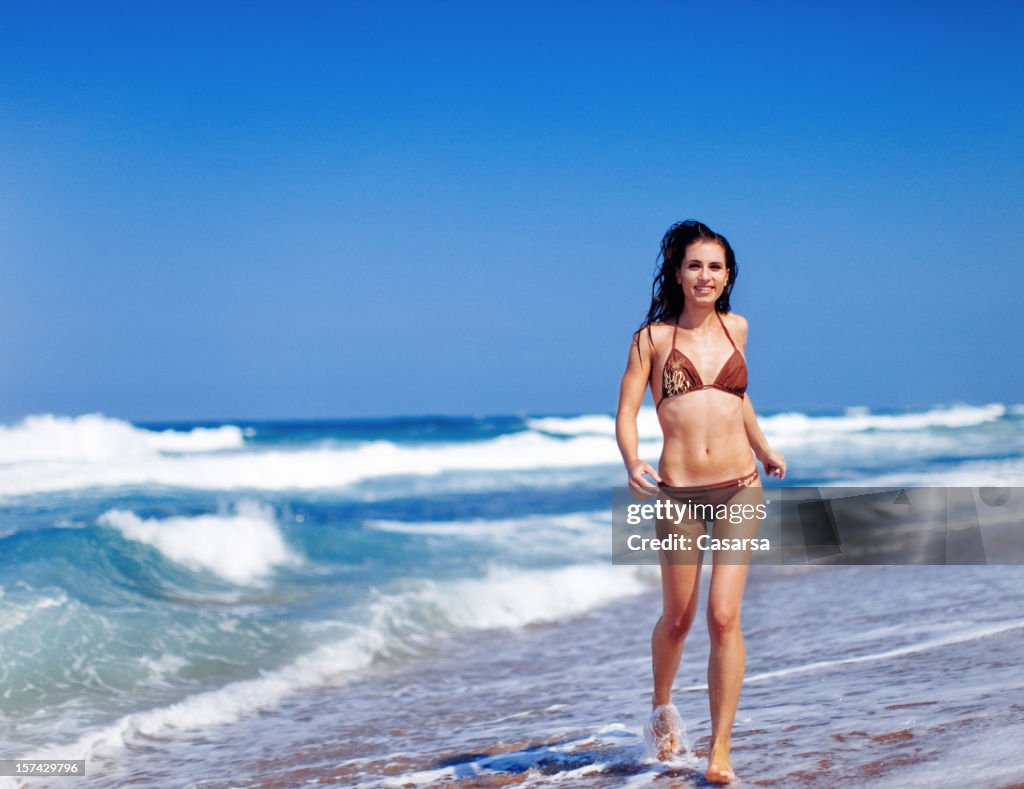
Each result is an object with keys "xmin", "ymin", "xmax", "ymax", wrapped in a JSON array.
[{"xmin": 658, "ymin": 468, "xmax": 760, "ymax": 509}]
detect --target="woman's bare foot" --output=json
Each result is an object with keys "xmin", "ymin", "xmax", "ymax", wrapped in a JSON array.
[
  {"xmin": 705, "ymin": 743, "xmax": 736, "ymax": 783},
  {"xmin": 644, "ymin": 704, "xmax": 684, "ymax": 760}
]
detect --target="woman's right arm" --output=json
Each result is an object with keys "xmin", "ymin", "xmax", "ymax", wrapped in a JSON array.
[{"xmin": 616, "ymin": 330, "xmax": 662, "ymax": 497}]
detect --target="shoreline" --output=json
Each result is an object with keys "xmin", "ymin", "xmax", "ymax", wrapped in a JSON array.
[{"xmin": 41, "ymin": 564, "xmax": 1024, "ymax": 788}]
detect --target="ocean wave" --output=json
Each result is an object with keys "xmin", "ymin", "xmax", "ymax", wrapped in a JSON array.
[
  {"xmin": 0, "ymin": 404, "xmax": 1013, "ymax": 498},
  {"xmin": 362, "ymin": 511, "xmax": 617, "ymax": 572},
  {"xmin": 528, "ymin": 403, "xmax": 1007, "ymax": 442},
  {"xmin": 9, "ymin": 563, "xmax": 655, "ymax": 776},
  {"xmin": 366, "ymin": 562, "xmax": 652, "ymax": 634},
  {"xmin": 827, "ymin": 456, "xmax": 1024, "ymax": 487},
  {"xmin": 528, "ymin": 410, "xmax": 661, "ymax": 439},
  {"xmin": 98, "ymin": 501, "xmax": 301, "ymax": 585},
  {"xmin": 0, "ymin": 413, "xmax": 243, "ymax": 464},
  {"xmin": 365, "ymin": 510, "xmax": 609, "ymax": 553},
  {"xmin": 0, "ymin": 431, "xmax": 651, "ymax": 497},
  {"xmin": 0, "ymin": 587, "xmax": 68, "ymax": 636},
  {"xmin": 762, "ymin": 403, "xmax": 1006, "ymax": 440}
]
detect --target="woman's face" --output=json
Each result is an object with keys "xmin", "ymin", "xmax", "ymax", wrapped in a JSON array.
[{"xmin": 676, "ymin": 240, "xmax": 728, "ymax": 307}]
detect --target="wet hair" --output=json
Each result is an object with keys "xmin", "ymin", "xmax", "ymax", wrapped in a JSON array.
[{"xmin": 635, "ymin": 220, "xmax": 738, "ymax": 360}]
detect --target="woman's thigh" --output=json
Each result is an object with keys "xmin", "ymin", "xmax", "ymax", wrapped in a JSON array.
[
  {"xmin": 657, "ymin": 510, "xmax": 707, "ymax": 619},
  {"xmin": 707, "ymin": 481, "xmax": 764, "ymax": 618}
]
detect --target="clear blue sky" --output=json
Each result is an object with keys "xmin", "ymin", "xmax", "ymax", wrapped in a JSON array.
[{"xmin": 2, "ymin": 1, "xmax": 1021, "ymax": 421}]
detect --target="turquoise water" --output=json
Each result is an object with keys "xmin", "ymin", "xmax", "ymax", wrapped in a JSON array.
[{"xmin": 0, "ymin": 404, "xmax": 1021, "ymax": 785}]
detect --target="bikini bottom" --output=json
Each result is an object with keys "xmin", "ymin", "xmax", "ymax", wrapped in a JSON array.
[
  {"xmin": 655, "ymin": 468, "xmax": 763, "ymax": 563},
  {"xmin": 657, "ymin": 468, "xmax": 760, "ymax": 508}
]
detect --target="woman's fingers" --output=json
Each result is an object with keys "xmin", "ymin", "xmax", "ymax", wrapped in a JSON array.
[
  {"xmin": 630, "ymin": 482, "xmax": 659, "ymax": 498},
  {"xmin": 629, "ymin": 466, "xmax": 661, "ymax": 497},
  {"xmin": 760, "ymin": 452, "xmax": 786, "ymax": 480},
  {"xmin": 628, "ymin": 462, "xmax": 661, "ymax": 495}
]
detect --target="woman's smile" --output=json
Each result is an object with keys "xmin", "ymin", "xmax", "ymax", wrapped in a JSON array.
[{"xmin": 677, "ymin": 240, "xmax": 728, "ymax": 302}]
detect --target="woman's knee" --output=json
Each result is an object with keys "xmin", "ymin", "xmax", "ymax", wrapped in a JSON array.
[
  {"xmin": 706, "ymin": 604, "xmax": 742, "ymax": 641},
  {"xmin": 660, "ymin": 609, "xmax": 697, "ymax": 641}
]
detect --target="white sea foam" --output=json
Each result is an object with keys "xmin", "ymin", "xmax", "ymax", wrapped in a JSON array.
[
  {"xmin": 139, "ymin": 653, "xmax": 188, "ymax": 682},
  {"xmin": 376, "ymin": 723, "xmax": 660, "ymax": 788},
  {"xmin": 0, "ymin": 404, "xmax": 1012, "ymax": 497},
  {"xmin": 829, "ymin": 456, "xmax": 1024, "ymax": 487},
  {"xmin": 0, "ymin": 413, "xmax": 243, "ymax": 464},
  {"xmin": 0, "ymin": 589, "xmax": 68, "ymax": 635},
  {"xmin": 98, "ymin": 501, "xmax": 300, "ymax": 585},
  {"xmin": 0, "ymin": 430, "xmax": 649, "ymax": 496},
  {"xmin": 528, "ymin": 410, "xmax": 662, "ymax": 439},
  {"xmin": 365, "ymin": 510, "xmax": 609, "ymax": 553},
  {"xmin": 762, "ymin": 403, "xmax": 1006, "ymax": 442},
  {"xmin": 369, "ymin": 563, "xmax": 652, "ymax": 632},
  {"xmin": 529, "ymin": 403, "xmax": 1006, "ymax": 442},
  {"xmin": 364, "ymin": 512, "xmax": 614, "ymax": 571},
  {"xmin": 8, "ymin": 563, "xmax": 653, "ymax": 779}
]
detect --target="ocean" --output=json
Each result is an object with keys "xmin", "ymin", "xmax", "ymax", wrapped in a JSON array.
[{"xmin": 1, "ymin": 403, "xmax": 1022, "ymax": 788}]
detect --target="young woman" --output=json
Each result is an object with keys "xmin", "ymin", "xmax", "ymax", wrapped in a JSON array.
[{"xmin": 615, "ymin": 220, "xmax": 785, "ymax": 784}]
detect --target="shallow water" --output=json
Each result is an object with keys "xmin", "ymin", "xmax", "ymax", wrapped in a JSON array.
[
  {"xmin": 18, "ymin": 565, "xmax": 1021, "ymax": 788},
  {"xmin": 2, "ymin": 405, "xmax": 1023, "ymax": 787}
]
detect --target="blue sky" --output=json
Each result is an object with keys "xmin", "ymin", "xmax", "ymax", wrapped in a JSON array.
[{"xmin": 1, "ymin": 1, "xmax": 1021, "ymax": 421}]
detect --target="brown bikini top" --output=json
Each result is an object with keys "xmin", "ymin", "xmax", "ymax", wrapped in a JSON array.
[{"xmin": 656, "ymin": 313, "xmax": 748, "ymax": 410}]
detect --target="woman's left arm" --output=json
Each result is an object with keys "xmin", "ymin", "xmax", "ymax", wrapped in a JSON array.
[
  {"xmin": 731, "ymin": 313, "xmax": 786, "ymax": 480},
  {"xmin": 743, "ymin": 394, "xmax": 786, "ymax": 479}
]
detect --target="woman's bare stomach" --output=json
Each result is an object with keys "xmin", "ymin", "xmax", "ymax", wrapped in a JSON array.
[{"xmin": 657, "ymin": 398, "xmax": 754, "ymax": 486}]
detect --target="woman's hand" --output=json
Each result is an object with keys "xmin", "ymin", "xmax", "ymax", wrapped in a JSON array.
[
  {"xmin": 757, "ymin": 448, "xmax": 786, "ymax": 480},
  {"xmin": 627, "ymin": 460, "xmax": 662, "ymax": 498}
]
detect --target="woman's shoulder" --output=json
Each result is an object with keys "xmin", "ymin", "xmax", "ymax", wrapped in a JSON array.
[
  {"xmin": 721, "ymin": 312, "xmax": 749, "ymax": 343},
  {"xmin": 632, "ymin": 322, "xmax": 675, "ymax": 334},
  {"xmin": 632, "ymin": 321, "xmax": 675, "ymax": 343},
  {"xmin": 630, "ymin": 322, "xmax": 674, "ymax": 358}
]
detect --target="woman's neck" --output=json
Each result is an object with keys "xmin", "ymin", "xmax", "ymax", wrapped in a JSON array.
[{"xmin": 675, "ymin": 304, "xmax": 719, "ymax": 331}]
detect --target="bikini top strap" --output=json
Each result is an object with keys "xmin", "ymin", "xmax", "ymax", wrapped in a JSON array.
[
  {"xmin": 717, "ymin": 312, "xmax": 737, "ymax": 351},
  {"xmin": 670, "ymin": 318, "xmax": 679, "ymax": 350}
]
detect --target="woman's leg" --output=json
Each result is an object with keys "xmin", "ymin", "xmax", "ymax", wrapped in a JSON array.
[
  {"xmin": 646, "ymin": 511, "xmax": 705, "ymax": 760},
  {"xmin": 704, "ymin": 561, "xmax": 749, "ymax": 782},
  {"xmin": 652, "ymin": 540, "xmax": 704, "ymax": 707},
  {"xmin": 704, "ymin": 483, "xmax": 762, "ymax": 783}
]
